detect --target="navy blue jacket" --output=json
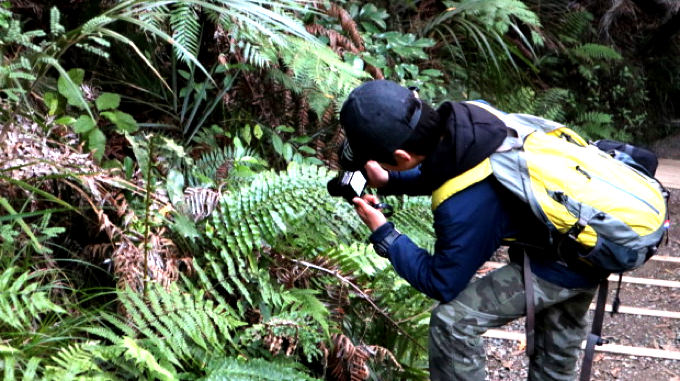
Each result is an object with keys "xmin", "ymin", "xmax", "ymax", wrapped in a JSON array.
[{"xmin": 370, "ymin": 173, "xmax": 601, "ymax": 303}]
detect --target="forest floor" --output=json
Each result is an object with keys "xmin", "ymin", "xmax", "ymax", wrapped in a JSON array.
[{"xmin": 482, "ymin": 133, "xmax": 680, "ymax": 380}]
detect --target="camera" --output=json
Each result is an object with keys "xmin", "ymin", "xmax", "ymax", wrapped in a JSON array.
[{"xmin": 327, "ymin": 170, "xmax": 394, "ymax": 217}]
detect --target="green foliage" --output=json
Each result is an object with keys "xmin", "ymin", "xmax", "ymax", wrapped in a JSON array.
[
  {"xmin": 0, "ymin": 267, "xmax": 66, "ymax": 330},
  {"xmin": 3, "ymin": 1, "xmax": 679, "ymax": 380},
  {"xmin": 48, "ymin": 69, "xmax": 138, "ymax": 161},
  {"xmin": 204, "ymin": 357, "xmax": 321, "ymax": 381},
  {"xmin": 424, "ymin": 0, "xmax": 542, "ymax": 100},
  {"xmin": 85, "ymin": 284, "xmax": 246, "ymax": 377}
]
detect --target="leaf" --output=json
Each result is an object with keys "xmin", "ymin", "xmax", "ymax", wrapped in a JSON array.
[
  {"xmin": 54, "ymin": 116, "xmax": 76, "ymax": 126},
  {"xmin": 172, "ymin": 213, "xmax": 200, "ymax": 243},
  {"xmin": 121, "ymin": 336, "xmax": 175, "ymax": 381},
  {"xmin": 73, "ymin": 115, "xmax": 96, "ymax": 133},
  {"xmin": 272, "ymin": 134, "xmax": 284, "ymax": 156},
  {"xmin": 241, "ymin": 124, "xmax": 252, "ymax": 145},
  {"xmin": 124, "ymin": 156, "xmax": 134, "ymax": 179},
  {"xmin": 87, "ymin": 128, "xmax": 106, "ymax": 161},
  {"xmin": 95, "ymin": 92, "xmax": 121, "ymax": 111},
  {"xmin": 43, "ymin": 91, "xmax": 59, "ymax": 115},
  {"xmin": 126, "ymin": 134, "xmax": 149, "ymax": 177},
  {"xmin": 166, "ymin": 169, "xmax": 185, "ymax": 206},
  {"xmin": 253, "ymin": 124, "xmax": 263, "ymax": 140},
  {"xmin": 57, "ymin": 68, "xmax": 86, "ymax": 109},
  {"xmin": 282, "ymin": 143, "xmax": 293, "ymax": 162},
  {"xmin": 101, "ymin": 111, "xmax": 138, "ymax": 133}
]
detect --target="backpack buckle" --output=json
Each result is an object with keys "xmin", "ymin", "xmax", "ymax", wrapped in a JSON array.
[{"xmin": 567, "ymin": 218, "xmax": 588, "ymax": 240}]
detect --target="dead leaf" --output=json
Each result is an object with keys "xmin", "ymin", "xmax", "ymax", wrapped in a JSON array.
[
  {"xmin": 609, "ymin": 367, "xmax": 620, "ymax": 378},
  {"xmin": 594, "ymin": 353, "xmax": 605, "ymax": 362},
  {"xmin": 517, "ymin": 337, "xmax": 526, "ymax": 351}
]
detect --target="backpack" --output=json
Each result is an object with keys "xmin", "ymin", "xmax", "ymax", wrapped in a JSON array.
[
  {"xmin": 432, "ymin": 100, "xmax": 669, "ymax": 274},
  {"xmin": 431, "ymin": 101, "xmax": 670, "ymax": 381}
]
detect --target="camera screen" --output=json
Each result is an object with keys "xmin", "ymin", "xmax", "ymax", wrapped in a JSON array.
[{"xmin": 349, "ymin": 172, "xmax": 367, "ymax": 195}]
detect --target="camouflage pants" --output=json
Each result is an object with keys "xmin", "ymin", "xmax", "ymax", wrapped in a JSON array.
[{"xmin": 429, "ymin": 263, "xmax": 597, "ymax": 381}]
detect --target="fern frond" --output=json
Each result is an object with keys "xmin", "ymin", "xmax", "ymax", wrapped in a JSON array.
[
  {"xmin": 570, "ymin": 43, "xmax": 622, "ymax": 62},
  {"xmin": 0, "ymin": 267, "xmax": 66, "ymax": 330},
  {"xmin": 49, "ymin": 7, "xmax": 66, "ymax": 36},
  {"xmin": 557, "ymin": 10, "xmax": 593, "ymax": 43},
  {"xmin": 81, "ymin": 16, "xmax": 114, "ymax": 35},
  {"xmin": 170, "ymin": 3, "xmax": 201, "ymax": 63},
  {"xmin": 281, "ymin": 288, "xmax": 330, "ymax": 336},
  {"xmin": 185, "ymin": 145, "xmax": 264, "ymax": 188},
  {"xmin": 204, "ymin": 357, "xmax": 320, "ymax": 381},
  {"xmin": 325, "ymin": 243, "xmax": 389, "ymax": 278},
  {"xmin": 88, "ymin": 284, "xmax": 245, "ymax": 371},
  {"xmin": 204, "ymin": 164, "xmax": 365, "ymax": 310},
  {"xmin": 43, "ymin": 342, "xmax": 109, "ymax": 380},
  {"xmin": 386, "ymin": 195, "xmax": 435, "ymax": 250}
]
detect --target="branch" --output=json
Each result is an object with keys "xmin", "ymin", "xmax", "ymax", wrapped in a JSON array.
[{"xmin": 279, "ymin": 255, "xmax": 428, "ymax": 352}]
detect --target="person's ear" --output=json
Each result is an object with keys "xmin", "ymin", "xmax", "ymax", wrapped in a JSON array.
[{"xmin": 393, "ymin": 149, "xmax": 413, "ymax": 166}]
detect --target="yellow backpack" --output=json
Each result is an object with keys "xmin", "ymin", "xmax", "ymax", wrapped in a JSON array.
[{"xmin": 432, "ymin": 101, "xmax": 669, "ymax": 273}]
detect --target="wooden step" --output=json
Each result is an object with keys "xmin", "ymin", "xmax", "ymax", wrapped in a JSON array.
[
  {"xmin": 484, "ymin": 329, "xmax": 680, "ymax": 360},
  {"xmin": 482, "ymin": 262, "xmax": 680, "ymax": 288},
  {"xmin": 657, "ymin": 158, "xmax": 680, "ymax": 189}
]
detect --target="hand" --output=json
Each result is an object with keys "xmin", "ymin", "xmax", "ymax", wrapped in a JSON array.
[
  {"xmin": 352, "ymin": 194, "xmax": 387, "ymax": 231},
  {"xmin": 364, "ymin": 161, "xmax": 389, "ymax": 188}
]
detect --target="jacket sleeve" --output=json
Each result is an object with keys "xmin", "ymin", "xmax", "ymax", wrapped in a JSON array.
[
  {"xmin": 370, "ymin": 178, "xmax": 512, "ymax": 302},
  {"xmin": 377, "ymin": 166, "xmax": 431, "ymax": 196}
]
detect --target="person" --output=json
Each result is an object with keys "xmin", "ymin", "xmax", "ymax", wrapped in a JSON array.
[{"xmin": 338, "ymin": 80, "xmax": 606, "ymax": 380}]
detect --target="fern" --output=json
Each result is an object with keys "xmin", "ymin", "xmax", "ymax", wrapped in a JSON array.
[
  {"xmin": 205, "ymin": 164, "xmax": 364, "ymax": 299},
  {"xmin": 185, "ymin": 145, "xmax": 265, "ymax": 188},
  {"xmin": 0, "ymin": 267, "xmax": 66, "ymax": 330},
  {"xmin": 276, "ymin": 37, "xmax": 366, "ymax": 114},
  {"xmin": 87, "ymin": 284, "xmax": 244, "ymax": 367},
  {"xmin": 204, "ymin": 357, "xmax": 320, "ymax": 381},
  {"xmin": 49, "ymin": 7, "xmax": 66, "ymax": 36},
  {"xmin": 557, "ymin": 10, "xmax": 593, "ymax": 43},
  {"xmin": 574, "ymin": 111, "xmax": 615, "ymax": 140},
  {"xmin": 42, "ymin": 342, "xmax": 111, "ymax": 380},
  {"xmin": 325, "ymin": 243, "xmax": 389, "ymax": 278},
  {"xmin": 386, "ymin": 195, "xmax": 435, "ymax": 251},
  {"xmin": 570, "ymin": 43, "xmax": 622, "ymax": 63},
  {"xmin": 170, "ymin": 3, "xmax": 201, "ymax": 63}
]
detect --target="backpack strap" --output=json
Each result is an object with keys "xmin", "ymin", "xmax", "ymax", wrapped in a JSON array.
[
  {"xmin": 579, "ymin": 278, "xmax": 609, "ymax": 381},
  {"xmin": 523, "ymin": 252, "xmax": 536, "ymax": 358},
  {"xmin": 431, "ymin": 158, "xmax": 493, "ymax": 210}
]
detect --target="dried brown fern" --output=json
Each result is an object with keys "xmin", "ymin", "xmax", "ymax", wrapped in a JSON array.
[
  {"xmin": 328, "ymin": 333, "xmax": 403, "ymax": 381},
  {"xmin": 1, "ymin": 116, "xmax": 191, "ymax": 293},
  {"xmin": 262, "ymin": 319, "xmax": 300, "ymax": 357},
  {"xmin": 325, "ymin": 3, "xmax": 364, "ymax": 51}
]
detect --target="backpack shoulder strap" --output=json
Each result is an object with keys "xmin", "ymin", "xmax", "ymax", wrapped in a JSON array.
[
  {"xmin": 431, "ymin": 158, "xmax": 493, "ymax": 210},
  {"xmin": 579, "ymin": 279, "xmax": 609, "ymax": 381}
]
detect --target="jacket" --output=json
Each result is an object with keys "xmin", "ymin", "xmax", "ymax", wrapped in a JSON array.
[{"xmin": 369, "ymin": 102, "xmax": 601, "ymax": 303}]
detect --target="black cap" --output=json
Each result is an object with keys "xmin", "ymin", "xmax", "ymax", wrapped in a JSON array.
[{"xmin": 339, "ymin": 80, "xmax": 421, "ymax": 170}]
